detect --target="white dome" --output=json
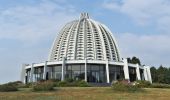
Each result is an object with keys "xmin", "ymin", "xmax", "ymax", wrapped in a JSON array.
[{"xmin": 49, "ymin": 13, "xmax": 121, "ymax": 62}]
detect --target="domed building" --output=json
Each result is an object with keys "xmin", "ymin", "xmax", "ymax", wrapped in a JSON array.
[{"xmin": 21, "ymin": 13, "xmax": 152, "ymax": 83}]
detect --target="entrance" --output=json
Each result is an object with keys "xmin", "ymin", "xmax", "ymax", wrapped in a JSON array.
[
  {"xmin": 91, "ymin": 71, "xmax": 100, "ymax": 82},
  {"xmin": 87, "ymin": 64, "xmax": 106, "ymax": 83},
  {"xmin": 87, "ymin": 71, "xmax": 100, "ymax": 83}
]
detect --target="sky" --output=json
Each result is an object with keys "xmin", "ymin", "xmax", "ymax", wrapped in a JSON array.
[{"xmin": 0, "ymin": 0, "xmax": 170, "ymax": 83}]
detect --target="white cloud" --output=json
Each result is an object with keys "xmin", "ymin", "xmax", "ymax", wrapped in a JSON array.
[
  {"xmin": 0, "ymin": 0, "xmax": 78, "ymax": 43},
  {"xmin": 103, "ymin": 0, "xmax": 170, "ymax": 33},
  {"xmin": 117, "ymin": 33, "xmax": 170, "ymax": 67},
  {"xmin": 0, "ymin": 0, "xmax": 78, "ymax": 83},
  {"xmin": 103, "ymin": 0, "xmax": 170, "ymax": 67}
]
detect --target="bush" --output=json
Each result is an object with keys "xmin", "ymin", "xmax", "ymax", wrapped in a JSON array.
[
  {"xmin": 21, "ymin": 83, "xmax": 33, "ymax": 88},
  {"xmin": 4, "ymin": 81, "xmax": 25, "ymax": 88},
  {"xmin": 57, "ymin": 81, "xmax": 68, "ymax": 87},
  {"xmin": 57, "ymin": 80, "xmax": 90, "ymax": 87},
  {"xmin": 33, "ymin": 81, "xmax": 54, "ymax": 91},
  {"xmin": 134, "ymin": 80, "xmax": 151, "ymax": 88},
  {"xmin": 112, "ymin": 80, "xmax": 142, "ymax": 92},
  {"xmin": 78, "ymin": 80, "xmax": 89, "ymax": 87},
  {"xmin": 65, "ymin": 78, "xmax": 74, "ymax": 83},
  {"xmin": 0, "ymin": 83, "xmax": 18, "ymax": 92},
  {"xmin": 150, "ymin": 83, "xmax": 170, "ymax": 88}
]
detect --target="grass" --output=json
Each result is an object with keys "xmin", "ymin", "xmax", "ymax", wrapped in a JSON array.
[{"xmin": 0, "ymin": 87, "xmax": 170, "ymax": 100}]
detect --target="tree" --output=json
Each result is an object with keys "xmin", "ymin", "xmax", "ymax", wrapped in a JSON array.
[
  {"xmin": 164, "ymin": 68, "xmax": 170, "ymax": 84},
  {"xmin": 150, "ymin": 66, "xmax": 158, "ymax": 83},
  {"xmin": 127, "ymin": 56, "xmax": 141, "ymax": 65}
]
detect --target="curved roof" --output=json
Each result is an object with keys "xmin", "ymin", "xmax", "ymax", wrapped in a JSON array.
[{"xmin": 49, "ymin": 13, "xmax": 121, "ymax": 62}]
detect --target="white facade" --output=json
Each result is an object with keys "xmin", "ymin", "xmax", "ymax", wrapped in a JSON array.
[{"xmin": 21, "ymin": 13, "xmax": 152, "ymax": 84}]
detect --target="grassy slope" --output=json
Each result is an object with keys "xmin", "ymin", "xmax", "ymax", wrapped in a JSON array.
[{"xmin": 0, "ymin": 87, "xmax": 170, "ymax": 100}]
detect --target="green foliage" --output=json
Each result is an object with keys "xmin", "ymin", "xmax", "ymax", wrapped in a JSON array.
[
  {"xmin": 150, "ymin": 67, "xmax": 158, "ymax": 82},
  {"xmin": 150, "ymin": 83, "xmax": 170, "ymax": 88},
  {"xmin": 77, "ymin": 80, "xmax": 89, "ymax": 87},
  {"xmin": 57, "ymin": 80, "xmax": 89, "ymax": 87},
  {"xmin": 135, "ymin": 80, "xmax": 151, "ymax": 88},
  {"xmin": 57, "ymin": 81, "xmax": 68, "ymax": 87},
  {"xmin": 112, "ymin": 80, "xmax": 142, "ymax": 92},
  {"xmin": 127, "ymin": 56, "xmax": 141, "ymax": 65},
  {"xmin": 22, "ymin": 83, "xmax": 33, "ymax": 88},
  {"xmin": 65, "ymin": 78, "xmax": 74, "ymax": 83},
  {"xmin": 0, "ymin": 83, "xmax": 18, "ymax": 92},
  {"xmin": 33, "ymin": 81, "xmax": 54, "ymax": 91},
  {"xmin": 150, "ymin": 65, "xmax": 170, "ymax": 84},
  {"xmin": 3, "ymin": 81, "xmax": 25, "ymax": 88}
]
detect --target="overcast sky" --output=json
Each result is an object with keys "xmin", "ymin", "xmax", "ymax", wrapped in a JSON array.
[{"xmin": 0, "ymin": 0, "xmax": 170, "ymax": 83}]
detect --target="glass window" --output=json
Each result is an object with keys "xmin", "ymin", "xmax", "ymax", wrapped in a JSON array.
[
  {"xmin": 54, "ymin": 66, "xmax": 61, "ymax": 71},
  {"xmin": 80, "ymin": 65, "xmax": 85, "ymax": 71},
  {"xmin": 72, "ymin": 65, "xmax": 80, "ymax": 70},
  {"xmin": 65, "ymin": 64, "xmax": 85, "ymax": 81},
  {"xmin": 87, "ymin": 64, "xmax": 106, "ymax": 83},
  {"xmin": 91, "ymin": 65, "xmax": 99, "ymax": 70},
  {"xmin": 67, "ymin": 65, "xmax": 72, "ymax": 70}
]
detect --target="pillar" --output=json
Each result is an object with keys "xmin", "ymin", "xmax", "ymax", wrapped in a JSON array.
[
  {"xmin": 43, "ymin": 61, "xmax": 48, "ymax": 80},
  {"xmin": 30, "ymin": 63, "xmax": 34, "ymax": 82},
  {"xmin": 61, "ymin": 57, "xmax": 66, "ymax": 81},
  {"xmin": 147, "ymin": 66, "xmax": 152, "ymax": 83},
  {"xmin": 20, "ymin": 64, "xmax": 26, "ymax": 83},
  {"xmin": 85, "ymin": 59, "xmax": 87, "ymax": 82},
  {"xmin": 136, "ymin": 64, "xmax": 141, "ymax": 80},
  {"xmin": 144, "ymin": 66, "xmax": 148, "ymax": 81},
  {"xmin": 144, "ymin": 66, "xmax": 152, "ymax": 83},
  {"xmin": 106, "ymin": 59, "xmax": 110, "ymax": 83},
  {"xmin": 123, "ymin": 58, "xmax": 130, "ymax": 81}
]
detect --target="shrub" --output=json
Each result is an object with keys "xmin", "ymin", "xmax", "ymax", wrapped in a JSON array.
[
  {"xmin": 65, "ymin": 78, "xmax": 74, "ymax": 83},
  {"xmin": 78, "ymin": 80, "xmax": 89, "ymax": 87},
  {"xmin": 33, "ymin": 81, "xmax": 54, "ymax": 91},
  {"xmin": 57, "ymin": 81, "xmax": 68, "ymax": 87},
  {"xmin": 4, "ymin": 81, "xmax": 25, "ymax": 88},
  {"xmin": 134, "ymin": 80, "xmax": 151, "ymax": 88},
  {"xmin": 57, "ymin": 80, "xmax": 90, "ymax": 87},
  {"xmin": 112, "ymin": 80, "xmax": 142, "ymax": 92},
  {"xmin": 22, "ymin": 83, "xmax": 33, "ymax": 88},
  {"xmin": 0, "ymin": 83, "xmax": 18, "ymax": 92},
  {"xmin": 150, "ymin": 83, "xmax": 170, "ymax": 88}
]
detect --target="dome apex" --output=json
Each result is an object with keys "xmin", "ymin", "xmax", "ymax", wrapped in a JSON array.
[{"xmin": 80, "ymin": 13, "xmax": 89, "ymax": 19}]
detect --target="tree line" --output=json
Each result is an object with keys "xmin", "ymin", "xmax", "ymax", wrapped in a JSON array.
[
  {"xmin": 150, "ymin": 66, "xmax": 170, "ymax": 84},
  {"xmin": 127, "ymin": 56, "xmax": 170, "ymax": 84}
]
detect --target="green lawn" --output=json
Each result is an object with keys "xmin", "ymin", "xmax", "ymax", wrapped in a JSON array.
[{"xmin": 0, "ymin": 87, "xmax": 170, "ymax": 100}]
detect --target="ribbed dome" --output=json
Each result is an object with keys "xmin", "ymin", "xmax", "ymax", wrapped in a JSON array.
[{"xmin": 49, "ymin": 13, "xmax": 121, "ymax": 62}]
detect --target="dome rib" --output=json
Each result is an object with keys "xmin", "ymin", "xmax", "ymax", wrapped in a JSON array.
[
  {"xmin": 48, "ymin": 13, "xmax": 121, "ymax": 62},
  {"xmin": 87, "ymin": 20, "xmax": 96, "ymax": 60},
  {"xmin": 90, "ymin": 19, "xmax": 107, "ymax": 60}
]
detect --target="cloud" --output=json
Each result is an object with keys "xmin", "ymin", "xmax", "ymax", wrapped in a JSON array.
[
  {"xmin": 103, "ymin": 0, "xmax": 170, "ymax": 67},
  {"xmin": 103, "ymin": 0, "xmax": 170, "ymax": 33},
  {"xmin": 0, "ymin": 0, "xmax": 78, "ymax": 43},
  {"xmin": 0, "ymin": 0, "xmax": 78, "ymax": 83},
  {"xmin": 116, "ymin": 32, "xmax": 170, "ymax": 67}
]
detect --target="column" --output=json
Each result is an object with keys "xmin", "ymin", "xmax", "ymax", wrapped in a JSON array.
[
  {"xmin": 84, "ymin": 59, "xmax": 87, "ymax": 82},
  {"xmin": 146, "ymin": 66, "xmax": 152, "ymax": 83},
  {"xmin": 61, "ymin": 57, "xmax": 66, "ymax": 81},
  {"xmin": 106, "ymin": 59, "xmax": 110, "ymax": 83},
  {"xmin": 20, "ymin": 64, "xmax": 26, "ymax": 83},
  {"xmin": 136, "ymin": 64, "xmax": 141, "ymax": 80},
  {"xmin": 123, "ymin": 58, "xmax": 130, "ymax": 81},
  {"xmin": 43, "ymin": 61, "xmax": 48, "ymax": 80},
  {"xmin": 143, "ymin": 66, "xmax": 148, "ymax": 81},
  {"xmin": 30, "ymin": 63, "xmax": 34, "ymax": 82}
]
